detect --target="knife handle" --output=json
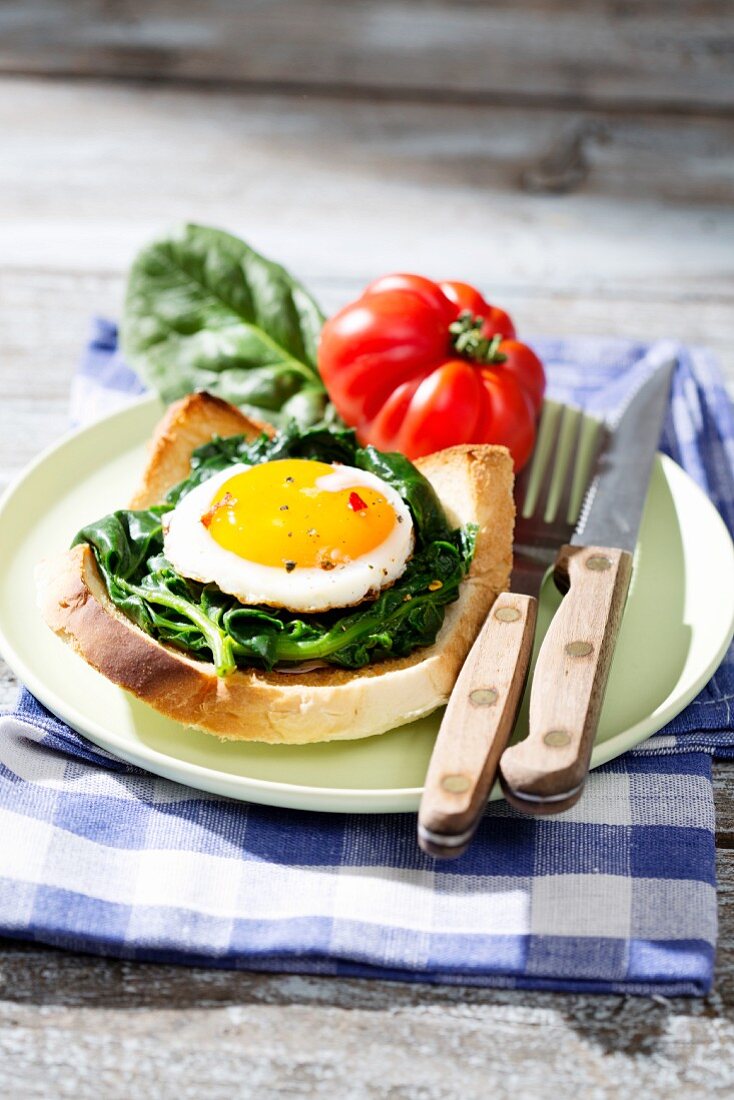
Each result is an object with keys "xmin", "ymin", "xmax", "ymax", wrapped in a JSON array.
[
  {"xmin": 418, "ymin": 592, "xmax": 537, "ymax": 859},
  {"xmin": 499, "ymin": 545, "xmax": 633, "ymax": 815}
]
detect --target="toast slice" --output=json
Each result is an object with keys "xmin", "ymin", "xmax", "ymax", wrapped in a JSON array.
[
  {"xmin": 37, "ymin": 394, "xmax": 514, "ymax": 745},
  {"xmin": 129, "ymin": 391, "xmax": 272, "ymax": 510}
]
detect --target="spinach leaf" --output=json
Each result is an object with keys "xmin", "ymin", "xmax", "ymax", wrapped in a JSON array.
[
  {"xmin": 164, "ymin": 422, "xmax": 360, "ymax": 507},
  {"xmin": 268, "ymin": 532, "xmax": 475, "ymax": 668},
  {"xmin": 73, "ymin": 426, "xmax": 477, "ymax": 677},
  {"xmin": 355, "ymin": 445, "xmax": 451, "ymax": 546},
  {"xmin": 73, "ymin": 509, "xmax": 166, "ymax": 633},
  {"xmin": 121, "ymin": 224, "xmax": 329, "ymax": 428}
]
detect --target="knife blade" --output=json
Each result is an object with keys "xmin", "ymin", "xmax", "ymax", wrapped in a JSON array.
[
  {"xmin": 499, "ymin": 356, "xmax": 676, "ymax": 813},
  {"xmin": 572, "ymin": 359, "xmax": 676, "ymax": 554}
]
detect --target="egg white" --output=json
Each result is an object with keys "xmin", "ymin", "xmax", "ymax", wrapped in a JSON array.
[{"xmin": 162, "ymin": 462, "xmax": 415, "ymax": 613}]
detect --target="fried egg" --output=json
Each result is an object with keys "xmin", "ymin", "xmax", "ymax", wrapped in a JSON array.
[{"xmin": 163, "ymin": 458, "xmax": 415, "ymax": 612}]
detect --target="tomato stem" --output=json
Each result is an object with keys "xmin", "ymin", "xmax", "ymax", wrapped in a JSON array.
[{"xmin": 449, "ymin": 311, "xmax": 507, "ymax": 365}]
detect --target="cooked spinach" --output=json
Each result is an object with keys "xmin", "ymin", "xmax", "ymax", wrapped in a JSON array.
[
  {"xmin": 73, "ymin": 428, "xmax": 476, "ymax": 676},
  {"xmin": 121, "ymin": 224, "xmax": 330, "ymax": 429}
]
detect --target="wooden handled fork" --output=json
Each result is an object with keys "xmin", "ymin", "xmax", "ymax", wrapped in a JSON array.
[{"xmin": 418, "ymin": 403, "xmax": 606, "ymax": 857}]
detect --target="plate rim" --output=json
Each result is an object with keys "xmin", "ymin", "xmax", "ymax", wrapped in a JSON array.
[{"xmin": 0, "ymin": 394, "xmax": 732, "ymax": 812}]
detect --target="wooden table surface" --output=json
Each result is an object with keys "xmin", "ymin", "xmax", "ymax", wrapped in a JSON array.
[{"xmin": 1, "ymin": 43, "xmax": 734, "ymax": 1097}]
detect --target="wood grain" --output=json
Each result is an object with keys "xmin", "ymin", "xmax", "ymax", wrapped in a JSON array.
[
  {"xmin": 0, "ymin": 77, "xmax": 732, "ymax": 491},
  {"xmin": 501, "ymin": 546, "xmax": 633, "ymax": 811},
  {"xmin": 2, "ymin": 2, "xmax": 734, "ymax": 113},
  {"xmin": 418, "ymin": 592, "xmax": 537, "ymax": 857},
  {"xmin": 0, "ymin": 79, "xmax": 733, "ymax": 295}
]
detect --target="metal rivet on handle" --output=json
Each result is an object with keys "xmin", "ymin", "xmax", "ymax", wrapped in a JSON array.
[
  {"xmin": 441, "ymin": 774, "xmax": 471, "ymax": 793},
  {"xmin": 565, "ymin": 640, "xmax": 593, "ymax": 658},
  {"xmin": 586, "ymin": 555, "xmax": 612, "ymax": 572},
  {"xmin": 543, "ymin": 729, "xmax": 571, "ymax": 748},
  {"xmin": 495, "ymin": 606, "xmax": 521, "ymax": 623},
  {"xmin": 469, "ymin": 687, "xmax": 498, "ymax": 707}
]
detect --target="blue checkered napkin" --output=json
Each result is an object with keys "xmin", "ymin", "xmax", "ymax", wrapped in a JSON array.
[{"xmin": 1, "ymin": 320, "xmax": 732, "ymax": 994}]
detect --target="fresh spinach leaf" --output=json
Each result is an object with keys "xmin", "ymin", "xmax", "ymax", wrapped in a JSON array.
[
  {"xmin": 355, "ymin": 445, "xmax": 451, "ymax": 546},
  {"xmin": 121, "ymin": 224, "xmax": 329, "ymax": 428}
]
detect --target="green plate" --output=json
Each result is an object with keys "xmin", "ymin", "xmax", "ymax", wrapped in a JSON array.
[{"xmin": 1, "ymin": 395, "xmax": 733, "ymax": 813}]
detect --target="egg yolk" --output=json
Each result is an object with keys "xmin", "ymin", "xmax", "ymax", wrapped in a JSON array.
[{"xmin": 203, "ymin": 459, "xmax": 399, "ymax": 570}]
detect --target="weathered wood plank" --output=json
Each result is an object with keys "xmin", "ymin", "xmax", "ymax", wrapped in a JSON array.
[
  {"xmin": 714, "ymin": 768, "xmax": 734, "ymax": 847},
  {"xmin": 2, "ymin": 1, "xmax": 733, "ymax": 113},
  {"xmin": 0, "ymin": 847, "xmax": 733, "ymax": 1098},
  {"xmin": 0, "ymin": 79, "xmax": 732, "ymax": 303},
  {"xmin": 0, "ymin": 79, "xmax": 730, "ymax": 305}
]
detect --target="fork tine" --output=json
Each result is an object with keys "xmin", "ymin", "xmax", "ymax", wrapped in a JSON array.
[
  {"xmin": 554, "ymin": 407, "xmax": 585, "ymax": 527},
  {"xmin": 531, "ymin": 403, "xmax": 568, "ymax": 523},
  {"xmin": 514, "ymin": 402, "xmax": 559, "ymax": 519},
  {"xmin": 512, "ymin": 454, "xmax": 534, "ymax": 517},
  {"xmin": 569, "ymin": 416, "xmax": 609, "ymax": 525},
  {"xmin": 515, "ymin": 401, "xmax": 607, "ymax": 541}
]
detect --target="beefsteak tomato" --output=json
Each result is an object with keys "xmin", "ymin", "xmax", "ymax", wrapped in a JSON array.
[{"xmin": 318, "ymin": 274, "xmax": 545, "ymax": 469}]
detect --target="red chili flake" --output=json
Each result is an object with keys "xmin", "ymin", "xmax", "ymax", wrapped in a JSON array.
[
  {"xmin": 200, "ymin": 491, "xmax": 235, "ymax": 529},
  {"xmin": 348, "ymin": 491, "xmax": 368, "ymax": 512}
]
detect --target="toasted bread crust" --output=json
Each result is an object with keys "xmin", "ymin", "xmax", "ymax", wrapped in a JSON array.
[
  {"xmin": 129, "ymin": 391, "xmax": 271, "ymax": 510},
  {"xmin": 37, "ymin": 397, "xmax": 514, "ymax": 744}
]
